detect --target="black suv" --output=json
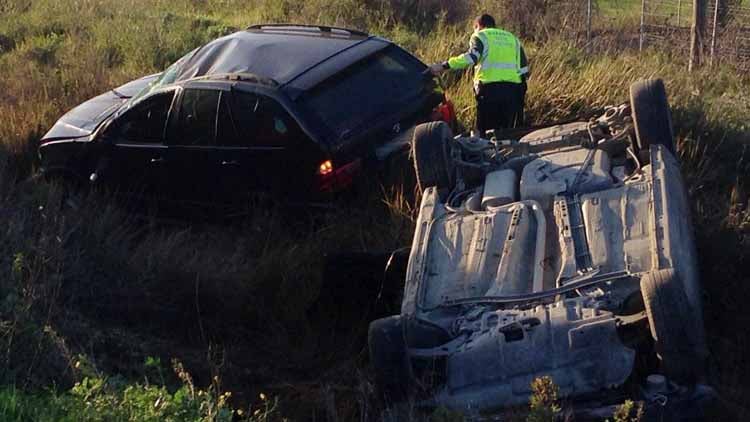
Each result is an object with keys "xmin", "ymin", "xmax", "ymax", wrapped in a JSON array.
[{"xmin": 39, "ymin": 24, "xmax": 455, "ymax": 202}]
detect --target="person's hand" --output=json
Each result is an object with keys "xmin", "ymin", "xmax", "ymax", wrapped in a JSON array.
[{"xmin": 428, "ymin": 63, "xmax": 446, "ymax": 75}]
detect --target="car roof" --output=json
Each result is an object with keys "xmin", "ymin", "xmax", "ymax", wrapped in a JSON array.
[{"xmin": 174, "ymin": 25, "xmax": 392, "ymax": 97}]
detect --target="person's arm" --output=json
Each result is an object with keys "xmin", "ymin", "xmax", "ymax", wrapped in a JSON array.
[
  {"xmin": 429, "ymin": 34, "xmax": 484, "ymax": 74},
  {"xmin": 519, "ymin": 44, "xmax": 529, "ymax": 83},
  {"xmin": 444, "ymin": 34, "xmax": 484, "ymax": 70}
]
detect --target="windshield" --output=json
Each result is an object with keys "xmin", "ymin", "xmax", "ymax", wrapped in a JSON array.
[
  {"xmin": 128, "ymin": 48, "xmax": 197, "ymax": 104},
  {"xmin": 300, "ymin": 46, "xmax": 428, "ymax": 141}
]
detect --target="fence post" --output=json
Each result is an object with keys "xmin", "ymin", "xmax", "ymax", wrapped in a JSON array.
[
  {"xmin": 677, "ymin": 0, "xmax": 683, "ymax": 25},
  {"xmin": 690, "ymin": 0, "xmax": 706, "ymax": 70},
  {"xmin": 710, "ymin": 0, "xmax": 720, "ymax": 66},
  {"xmin": 640, "ymin": 0, "xmax": 646, "ymax": 51},
  {"xmin": 587, "ymin": 0, "xmax": 592, "ymax": 44}
]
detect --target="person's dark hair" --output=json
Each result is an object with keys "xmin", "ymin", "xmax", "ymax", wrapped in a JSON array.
[{"xmin": 475, "ymin": 14, "xmax": 496, "ymax": 28}]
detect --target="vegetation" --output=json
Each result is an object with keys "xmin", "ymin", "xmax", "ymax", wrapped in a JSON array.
[
  {"xmin": 1, "ymin": 0, "xmax": 749, "ymax": 420},
  {"xmin": 611, "ymin": 400, "xmax": 644, "ymax": 422},
  {"xmin": 527, "ymin": 377, "xmax": 561, "ymax": 422},
  {"xmin": 0, "ymin": 357, "xmax": 280, "ymax": 421}
]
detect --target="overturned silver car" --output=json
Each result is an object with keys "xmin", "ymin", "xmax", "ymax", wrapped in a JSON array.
[{"xmin": 369, "ymin": 79, "xmax": 713, "ymax": 417}]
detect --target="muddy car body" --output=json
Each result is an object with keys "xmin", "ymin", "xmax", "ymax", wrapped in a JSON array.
[
  {"xmin": 370, "ymin": 80, "xmax": 713, "ymax": 418},
  {"xmin": 39, "ymin": 25, "xmax": 453, "ymax": 202}
]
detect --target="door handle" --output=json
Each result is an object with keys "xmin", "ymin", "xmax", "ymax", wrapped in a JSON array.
[
  {"xmin": 221, "ymin": 160, "xmax": 239, "ymax": 166},
  {"xmin": 150, "ymin": 157, "xmax": 165, "ymax": 164}
]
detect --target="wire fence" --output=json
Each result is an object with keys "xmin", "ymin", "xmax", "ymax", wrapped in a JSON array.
[
  {"xmin": 707, "ymin": 0, "xmax": 750, "ymax": 67},
  {"xmin": 640, "ymin": 0, "xmax": 693, "ymax": 52},
  {"xmin": 497, "ymin": 0, "xmax": 750, "ymax": 68},
  {"xmin": 640, "ymin": 0, "xmax": 750, "ymax": 68}
]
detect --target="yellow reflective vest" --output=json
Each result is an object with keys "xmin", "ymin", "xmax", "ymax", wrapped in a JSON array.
[{"xmin": 447, "ymin": 28, "xmax": 526, "ymax": 85}]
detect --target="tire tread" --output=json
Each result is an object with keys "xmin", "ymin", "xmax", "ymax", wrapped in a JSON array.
[
  {"xmin": 629, "ymin": 78, "xmax": 676, "ymax": 160},
  {"xmin": 641, "ymin": 268, "xmax": 707, "ymax": 383},
  {"xmin": 368, "ymin": 316, "xmax": 412, "ymax": 404},
  {"xmin": 412, "ymin": 121, "xmax": 453, "ymax": 192}
]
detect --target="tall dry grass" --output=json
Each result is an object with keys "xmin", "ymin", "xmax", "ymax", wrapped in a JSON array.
[{"xmin": 1, "ymin": 0, "xmax": 749, "ymax": 419}]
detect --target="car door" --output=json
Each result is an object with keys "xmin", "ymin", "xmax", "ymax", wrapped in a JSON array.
[
  {"xmin": 208, "ymin": 91, "xmax": 250, "ymax": 203},
  {"xmin": 213, "ymin": 90, "xmax": 316, "ymax": 200},
  {"xmin": 163, "ymin": 87, "xmax": 223, "ymax": 203},
  {"xmin": 99, "ymin": 89, "xmax": 176, "ymax": 197}
]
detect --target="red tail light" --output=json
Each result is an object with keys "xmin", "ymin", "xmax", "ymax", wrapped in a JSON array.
[
  {"xmin": 315, "ymin": 158, "xmax": 362, "ymax": 193},
  {"xmin": 431, "ymin": 97, "xmax": 456, "ymax": 125},
  {"xmin": 318, "ymin": 159, "xmax": 333, "ymax": 176}
]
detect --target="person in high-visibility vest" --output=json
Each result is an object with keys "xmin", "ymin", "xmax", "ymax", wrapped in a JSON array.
[{"xmin": 429, "ymin": 14, "xmax": 529, "ymax": 135}]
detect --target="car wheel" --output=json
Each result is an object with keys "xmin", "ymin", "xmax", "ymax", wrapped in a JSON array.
[
  {"xmin": 369, "ymin": 315, "xmax": 413, "ymax": 405},
  {"xmin": 412, "ymin": 121, "xmax": 454, "ymax": 193},
  {"xmin": 629, "ymin": 78, "xmax": 676, "ymax": 164},
  {"xmin": 640, "ymin": 268, "xmax": 708, "ymax": 384}
]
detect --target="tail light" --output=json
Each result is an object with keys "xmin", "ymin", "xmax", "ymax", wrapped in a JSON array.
[
  {"xmin": 431, "ymin": 96, "xmax": 456, "ymax": 125},
  {"xmin": 318, "ymin": 160, "xmax": 333, "ymax": 176},
  {"xmin": 315, "ymin": 158, "xmax": 362, "ymax": 193}
]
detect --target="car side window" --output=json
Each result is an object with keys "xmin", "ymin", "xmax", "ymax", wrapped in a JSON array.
[
  {"xmin": 107, "ymin": 91, "xmax": 175, "ymax": 143},
  {"xmin": 226, "ymin": 92, "xmax": 301, "ymax": 148},
  {"xmin": 215, "ymin": 92, "xmax": 240, "ymax": 146},
  {"xmin": 170, "ymin": 89, "xmax": 221, "ymax": 146}
]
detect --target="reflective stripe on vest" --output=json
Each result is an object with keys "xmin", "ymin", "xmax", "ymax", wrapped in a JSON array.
[
  {"xmin": 481, "ymin": 62, "xmax": 518, "ymax": 70},
  {"xmin": 474, "ymin": 28, "xmax": 522, "ymax": 84}
]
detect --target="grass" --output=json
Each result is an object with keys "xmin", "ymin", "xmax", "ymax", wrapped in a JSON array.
[
  {"xmin": 0, "ymin": 0, "xmax": 749, "ymax": 420},
  {"xmin": 0, "ymin": 357, "xmax": 281, "ymax": 421}
]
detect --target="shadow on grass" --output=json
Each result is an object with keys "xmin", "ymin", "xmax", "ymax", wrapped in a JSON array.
[
  {"xmin": 0, "ymin": 159, "xmax": 419, "ymax": 419},
  {"xmin": 671, "ymin": 103, "xmax": 750, "ymax": 418}
]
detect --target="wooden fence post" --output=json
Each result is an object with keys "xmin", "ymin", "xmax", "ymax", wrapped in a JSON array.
[
  {"xmin": 640, "ymin": 0, "xmax": 646, "ymax": 51},
  {"xmin": 690, "ymin": 0, "xmax": 706, "ymax": 70},
  {"xmin": 710, "ymin": 0, "xmax": 720, "ymax": 66},
  {"xmin": 586, "ymin": 0, "xmax": 592, "ymax": 43}
]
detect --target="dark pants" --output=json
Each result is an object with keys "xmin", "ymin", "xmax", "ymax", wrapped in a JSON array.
[{"xmin": 475, "ymin": 81, "xmax": 526, "ymax": 136}]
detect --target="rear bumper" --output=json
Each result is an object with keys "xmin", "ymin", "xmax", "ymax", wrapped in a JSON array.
[{"xmin": 314, "ymin": 158, "xmax": 362, "ymax": 193}]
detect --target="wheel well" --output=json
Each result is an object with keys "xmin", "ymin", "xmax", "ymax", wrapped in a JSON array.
[{"xmin": 41, "ymin": 167, "xmax": 87, "ymax": 184}]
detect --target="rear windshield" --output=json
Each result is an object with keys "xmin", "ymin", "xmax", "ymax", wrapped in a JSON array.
[{"xmin": 300, "ymin": 46, "xmax": 427, "ymax": 140}]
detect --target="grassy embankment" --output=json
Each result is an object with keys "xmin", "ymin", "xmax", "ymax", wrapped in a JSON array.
[{"xmin": 1, "ymin": 0, "xmax": 749, "ymax": 420}]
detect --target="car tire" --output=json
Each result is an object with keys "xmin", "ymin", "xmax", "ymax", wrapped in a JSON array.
[
  {"xmin": 412, "ymin": 121, "xmax": 454, "ymax": 193},
  {"xmin": 641, "ymin": 269, "xmax": 708, "ymax": 383},
  {"xmin": 629, "ymin": 79, "xmax": 676, "ymax": 164},
  {"xmin": 369, "ymin": 315, "xmax": 413, "ymax": 405}
]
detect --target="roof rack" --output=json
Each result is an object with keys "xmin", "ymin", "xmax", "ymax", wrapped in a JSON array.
[
  {"xmin": 191, "ymin": 72, "xmax": 279, "ymax": 87},
  {"xmin": 246, "ymin": 23, "xmax": 369, "ymax": 38}
]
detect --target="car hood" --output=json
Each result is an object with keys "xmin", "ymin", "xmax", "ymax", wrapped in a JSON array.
[{"xmin": 41, "ymin": 73, "xmax": 161, "ymax": 142}]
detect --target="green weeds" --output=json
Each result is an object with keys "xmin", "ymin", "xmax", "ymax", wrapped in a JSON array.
[
  {"xmin": 611, "ymin": 400, "xmax": 644, "ymax": 422},
  {"xmin": 527, "ymin": 376, "xmax": 561, "ymax": 422},
  {"xmin": 0, "ymin": 358, "xmax": 281, "ymax": 422},
  {"xmin": 0, "ymin": 0, "xmax": 748, "ymax": 420}
]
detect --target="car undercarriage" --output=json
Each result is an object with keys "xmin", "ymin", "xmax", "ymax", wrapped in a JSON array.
[{"xmin": 369, "ymin": 79, "xmax": 715, "ymax": 419}]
